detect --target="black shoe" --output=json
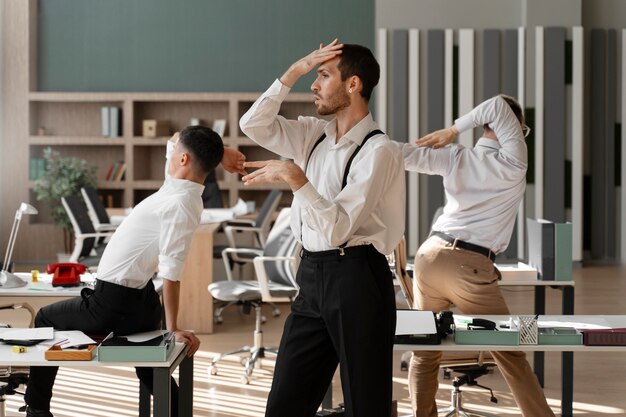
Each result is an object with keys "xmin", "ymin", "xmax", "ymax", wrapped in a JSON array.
[{"xmin": 19, "ymin": 405, "xmax": 54, "ymax": 417}]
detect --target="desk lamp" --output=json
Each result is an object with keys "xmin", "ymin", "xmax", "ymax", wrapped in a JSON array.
[{"xmin": 1, "ymin": 202, "xmax": 38, "ymax": 289}]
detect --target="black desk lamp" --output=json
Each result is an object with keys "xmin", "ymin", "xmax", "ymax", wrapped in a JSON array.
[{"xmin": 1, "ymin": 202, "xmax": 38, "ymax": 289}]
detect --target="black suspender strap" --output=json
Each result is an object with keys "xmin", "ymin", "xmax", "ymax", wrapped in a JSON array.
[
  {"xmin": 341, "ymin": 129, "xmax": 383, "ymax": 189},
  {"xmin": 304, "ymin": 133, "xmax": 327, "ymax": 175},
  {"xmin": 302, "ymin": 129, "xmax": 385, "ymax": 252}
]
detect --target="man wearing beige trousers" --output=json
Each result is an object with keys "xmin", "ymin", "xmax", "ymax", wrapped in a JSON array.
[{"xmin": 397, "ymin": 95, "xmax": 555, "ymax": 417}]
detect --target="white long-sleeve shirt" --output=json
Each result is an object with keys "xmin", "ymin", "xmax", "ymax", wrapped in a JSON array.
[
  {"xmin": 240, "ymin": 79, "xmax": 405, "ymax": 255},
  {"xmin": 97, "ymin": 177, "xmax": 204, "ymax": 288},
  {"xmin": 400, "ymin": 95, "xmax": 527, "ymax": 254}
]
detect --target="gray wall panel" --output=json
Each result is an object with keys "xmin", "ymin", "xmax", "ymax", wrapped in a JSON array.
[
  {"xmin": 503, "ymin": 29, "xmax": 519, "ymax": 97},
  {"xmin": 427, "ymin": 30, "xmax": 445, "ymax": 225},
  {"xmin": 391, "ymin": 30, "xmax": 409, "ymax": 142},
  {"xmin": 605, "ymin": 29, "xmax": 617, "ymax": 257},
  {"xmin": 483, "ymin": 30, "xmax": 501, "ymax": 99},
  {"xmin": 590, "ymin": 29, "xmax": 606, "ymax": 258},
  {"xmin": 543, "ymin": 27, "xmax": 566, "ymax": 222}
]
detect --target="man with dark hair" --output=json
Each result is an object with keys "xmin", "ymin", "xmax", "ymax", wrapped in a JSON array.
[
  {"xmin": 398, "ymin": 95, "xmax": 554, "ymax": 416},
  {"xmin": 23, "ymin": 126, "xmax": 245, "ymax": 417},
  {"xmin": 240, "ymin": 39, "xmax": 405, "ymax": 417}
]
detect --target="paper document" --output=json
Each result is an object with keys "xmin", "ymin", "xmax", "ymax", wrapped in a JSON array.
[
  {"xmin": 0, "ymin": 327, "xmax": 53, "ymax": 341},
  {"xmin": 395, "ymin": 310, "xmax": 437, "ymax": 335},
  {"xmin": 200, "ymin": 198, "xmax": 249, "ymax": 224},
  {"xmin": 125, "ymin": 330, "xmax": 169, "ymax": 343},
  {"xmin": 37, "ymin": 330, "xmax": 96, "ymax": 351}
]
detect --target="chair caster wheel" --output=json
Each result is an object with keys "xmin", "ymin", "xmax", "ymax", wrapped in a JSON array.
[
  {"xmin": 214, "ymin": 316, "xmax": 223, "ymax": 324},
  {"xmin": 272, "ymin": 308, "xmax": 280, "ymax": 317},
  {"xmin": 240, "ymin": 357, "xmax": 248, "ymax": 366},
  {"xmin": 209, "ymin": 366, "xmax": 218, "ymax": 375},
  {"xmin": 261, "ymin": 315, "xmax": 267, "ymax": 323},
  {"xmin": 241, "ymin": 375, "xmax": 250, "ymax": 384}
]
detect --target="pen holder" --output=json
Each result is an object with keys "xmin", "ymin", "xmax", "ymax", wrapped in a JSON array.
[{"xmin": 518, "ymin": 315, "xmax": 538, "ymax": 344}]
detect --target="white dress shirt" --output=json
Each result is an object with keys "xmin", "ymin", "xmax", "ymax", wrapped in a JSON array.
[
  {"xmin": 400, "ymin": 95, "xmax": 527, "ymax": 253},
  {"xmin": 97, "ymin": 177, "xmax": 204, "ymax": 288},
  {"xmin": 240, "ymin": 79, "xmax": 405, "ymax": 255}
]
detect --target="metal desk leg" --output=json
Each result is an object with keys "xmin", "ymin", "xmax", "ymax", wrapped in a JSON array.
[
  {"xmin": 139, "ymin": 381, "xmax": 151, "ymax": 417},
  {"xmin": 562, "ymin": 286, "xmax": 574, "ymax": 417},
  {"xmin": 533, "ymin": 286, "xmax": 546, "ymax": 386},
  {"xmin": 178, "ymin": 354, "xmax": 194, "ymax": 417},
  {"xmin": 562, "ymin": 351, "xmax": 573, "ymax": 417},
  {"xmin": 153, "ymin": 367, "xmax": 171, "ymax": 417}
]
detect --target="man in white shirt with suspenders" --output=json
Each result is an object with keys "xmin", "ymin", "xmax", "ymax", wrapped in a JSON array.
[
  {"xmin": 239, "ymin": 39, "xmax": 405, "ymax": 417},
  {"xmin": 400, "ymin": 95, "xmax": 555, "ymax": 417}
]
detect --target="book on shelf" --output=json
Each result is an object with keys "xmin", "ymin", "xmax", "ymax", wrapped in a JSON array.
[
  {"xmin": 101, "ymin": 106, "xmax": 122, "ymax": 137},
  {"xmin": 101, "ymin": 107, "xmax": 110, "ymax": 137},
  {"xmin": 109, "ymin": 107, "xmax": 121, "ymax": 138},
  {"xmin": 113, "ymin": 162, "xmax": 126, "ymax": 181},
  {"xmin": 29, "ymin": 158, "xmax": 46, "ymax": 180}
]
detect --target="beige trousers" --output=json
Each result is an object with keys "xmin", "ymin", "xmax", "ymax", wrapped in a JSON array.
[{"xmin": 408, "ymin": 236, "xmax": 555, "ymax": 417}]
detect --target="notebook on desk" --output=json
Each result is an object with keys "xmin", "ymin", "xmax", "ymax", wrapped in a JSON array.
[{"xmin": 395, "ymin": 310, "xmax": 441, "ymax": 345}]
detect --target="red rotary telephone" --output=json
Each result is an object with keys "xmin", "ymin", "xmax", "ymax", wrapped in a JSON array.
[{"xmin": 46, "ymin": 263, "xmax": 86, "ymax": 287}]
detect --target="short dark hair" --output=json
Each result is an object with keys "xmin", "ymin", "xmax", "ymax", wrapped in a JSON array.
[
  {"xmin": 337, "ymin": 44, "xmax": 380, "ymax": 101},
  {"xmin": 178, "ymin": 126, "xmax": 224, "ymax": 175}
]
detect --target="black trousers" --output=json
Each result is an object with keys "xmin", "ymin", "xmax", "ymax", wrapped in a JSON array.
[
  {"xmin": 265, "ymin": 245, "xmax": 396, "ymax": 417},
  {"xmin": 24, "ymin": 279, "xmax": 179, "ymax": 414}
]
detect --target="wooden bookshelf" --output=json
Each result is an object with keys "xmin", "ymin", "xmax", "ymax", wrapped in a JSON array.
[{"xmin": 27, "ymin": 91, "xmax": 313, "ymax": 215}]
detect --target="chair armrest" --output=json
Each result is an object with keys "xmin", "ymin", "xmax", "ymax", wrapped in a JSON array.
[
  {"xmin": 223, "ymin": 219, "xmax": 256, "ymax": 227},
  {"xmin": 221, "ymin": 248, "xmax": 263, "ymax": 281},
  {"xmin": 95, "ymin": 224, "xmax": 118, "ymax": 232},
  {"xmin": 253, "ymin": 256, "xmax": 298, "ymax": 303},
  {"xmin": 224, "ymin": 225, "xmax": 263, "ymax": 248}
]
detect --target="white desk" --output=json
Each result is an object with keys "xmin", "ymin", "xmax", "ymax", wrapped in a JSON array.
[
  {"xmin": 0, "ymin": 342, "xmax": 193, "ymax": 417},
  {"xmin": 397, "ymin": 315, "xmax": 626, "ymax": 417}
]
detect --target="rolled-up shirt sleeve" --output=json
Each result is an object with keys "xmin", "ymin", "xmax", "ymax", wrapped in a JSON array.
[
  {"xmin": 454, "ymin": 95, "xmax": 526, "ymax": 167},
  {"xmin": 156, "ymin": 201, "xmax": 200, "ymax": 282}
]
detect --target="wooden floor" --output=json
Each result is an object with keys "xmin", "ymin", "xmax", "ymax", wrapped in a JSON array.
[{"xmin": 4, "ymin": 263, "xmax": 626, "ymax": 417}]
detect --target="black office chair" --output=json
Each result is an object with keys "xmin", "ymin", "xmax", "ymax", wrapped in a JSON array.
[
  {"xmin": 62, "ymin": 195, "xmax": 114, "ymax": 267},
  {"xmin": 208, "ymin": 208, "xmax": 299, "ymax": 384},
  {"xmin": 202, "ymin": 169, "xmax": 224, "ymax": 209},
  {"xmin": 212, "ymin": 190, "xmax": 284, "ymax": 323},
  {"xmin": 0, "ymin": 303, "xmax": 35, "ymax": 416}
]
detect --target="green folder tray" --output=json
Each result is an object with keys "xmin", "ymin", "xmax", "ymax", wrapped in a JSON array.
[
  {"xmin": 98, "ymin": 332, "xmax": 175, "ymax": 362},
  {"xmin": 538, "ymin": 327, "xmax": 582, "ymax": 345},
  {"xmin": 454, "ymin": 327, "xmax": 519, "ymax": 345}
]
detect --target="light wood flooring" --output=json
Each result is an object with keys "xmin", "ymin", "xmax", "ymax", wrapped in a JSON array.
[{"xmin": 3, "ymin": 264, "xmax": 626, "ymax": 416}]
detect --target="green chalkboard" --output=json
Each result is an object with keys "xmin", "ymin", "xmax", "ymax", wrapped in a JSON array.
[{"xmin": 37, "ymin": 0, "xmax": 374, "ymax": 92}]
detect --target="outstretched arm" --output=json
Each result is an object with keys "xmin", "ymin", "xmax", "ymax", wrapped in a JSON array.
[
  {"xmin": 241, "ymin": 160, "xmax": 308, "ymax": 192},
  {"xmin": 415, "ymin": 126, "xmax": 460, "ymax": 149},
  {"xmin": 162, "ymin": 279, "xmax": 200, "ymax": 357},
  {"xmin": 220, "ymin": 147, "xmax": 247, "ymax": 176}
]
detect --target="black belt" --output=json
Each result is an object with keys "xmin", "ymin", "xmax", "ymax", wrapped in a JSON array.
[
  {"xmin": 300, "ymin": 244, "xmax": 375, "ymax": 260},
  {"xmin": 430, "ymin": 231, "xmax": 496, "ymax": 262}
]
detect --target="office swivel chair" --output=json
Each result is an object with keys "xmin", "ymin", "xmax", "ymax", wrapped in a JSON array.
[
  {"xmin": 202, "ymin": 169, "xmax": 223, "ymax": 209},
  {"xmin": 392, "ymin": 237, "xmax": 499, "ymax": 417},
  {"xmin": 62, "ymin": 195, "xmax": 115, "ymax": 267},
  {"xmin": 208, "ymin": 208, "xmax": 299, "ymax": 384},
  {"xmin": 212, "ymin": 189, "xmax": 284, "ymax": 323},
  {"xmin": 0, "ymin": 303, "xmax": 35, "ymax": 416}
]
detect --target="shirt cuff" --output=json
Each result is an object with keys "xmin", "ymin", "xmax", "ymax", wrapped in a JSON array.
[
  {"xmin": 454, "ymin": 113, "xmax": 475, "ymax": 133},
  {"xmin": 267, "ymin": 79, "xmax": 292, "ymax": 102},
  {"xmin": 157, "ymin": 255, "xmax": 185, "ymax": 282},
  {"xmin": 293, "ymin": 182, "xmax": 321, "ymax": 208}
]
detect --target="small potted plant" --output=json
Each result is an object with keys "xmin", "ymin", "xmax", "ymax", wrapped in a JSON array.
[{"xmin": 33, "ymin": 147, "xmax": 97, "ymax": 258}]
